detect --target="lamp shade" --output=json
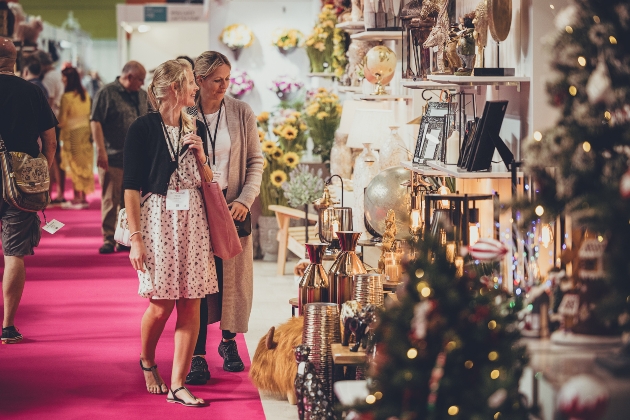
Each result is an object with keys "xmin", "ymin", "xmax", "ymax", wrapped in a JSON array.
[
  {"xmin": 338, "ymin": 100, "xmax": 389, "ymax": 136},
  {"xmin": 346, "ymin": 108, "xmax": 394, "ymax": 149}
]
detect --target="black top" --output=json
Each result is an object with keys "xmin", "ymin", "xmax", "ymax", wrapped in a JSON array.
[
  {"xmin": 0, "ymin": 74, "xmax": 58, "ymax": 158},
  {"xmin": 90, "ymin": 78, "xmax": 149, "ymax": 168},
  {"xmin": 123, "ymin": 112, "xmax": 208, "ymax": 196}
]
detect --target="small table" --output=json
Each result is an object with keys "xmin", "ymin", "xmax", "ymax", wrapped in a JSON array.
[{"xmin": 289, "ymin": 297, "xmax": 298, "ymax": 317}]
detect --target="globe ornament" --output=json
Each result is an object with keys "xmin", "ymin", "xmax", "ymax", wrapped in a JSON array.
[
  {"xmin": 364, "ymin": 166, "xmax": 412, "ymax": 240},
  {"xmin": 364, "ymin": 45, "xmax": 397, "ymax": 95}
]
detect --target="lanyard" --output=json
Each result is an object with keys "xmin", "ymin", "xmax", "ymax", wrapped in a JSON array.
[
  {"xmin": 159, "ymin": 115, "xmax": 183, "ymax": 190},
  {"xmin": 198, "ymin": 100, "xmax": 224, "ymax": 166}
]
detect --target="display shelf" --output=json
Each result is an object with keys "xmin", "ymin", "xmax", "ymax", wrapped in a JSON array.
[
  {"xmin": 338, "ymin": 86, "xmax": 362, "ymax": 94},
  {"xmin": 402, "ymin": 79, "xmax": 458, "ymax": 90},
  {"xmin": 331, "ymin": 343, "xmax": 367, "ymax": 365},
  {"xmin": 350, "ymin": 31, "xmax": 404, "ymax": 41},
  {"xmin": 307, "ymin": 72, "xmax": 336, "ymax": 78},
  {"xmin": 400, "ymin": 160, "xmax": 446, "ymax": 176},
  {"xmin": 426, "ymin": 161, "xmax": 521, "ymax": 179},
  {"xmin": 336, "ymin": 21, "xmax": 365, "ymax": 33},
  {"xmin": 427, "ymin": 75, "xmax": 530, "ymax": 91},
  {"xmin": 353, "ymin": 94, "xmax": 412, "ymax": 101}
]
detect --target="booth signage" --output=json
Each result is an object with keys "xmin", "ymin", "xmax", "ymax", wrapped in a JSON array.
[{"xmin": 144, "ymin": 6, "xmax": 167, "ymax": 22}]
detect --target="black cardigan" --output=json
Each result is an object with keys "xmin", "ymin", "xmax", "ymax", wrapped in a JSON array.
[{"xmin": 123, "ymin": 112, "xmax": 208, "ymax": 196}]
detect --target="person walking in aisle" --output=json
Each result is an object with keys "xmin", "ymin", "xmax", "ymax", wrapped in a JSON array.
[
  {"xmin": 124, "ymin": 59, "xmax": 217, "ymax": 407},
  {"xmin": 0, "ymin": 37, "xmax": 57, "ymax": 343},
  {"xmin": 91, "ymin": 60, "xmax": 148, "ymax": 254},
  {"xmin": 58, "ymin": 66, "xmax": 94, "ymax": 208},
  {"xmin": 36, "ymin": 50, "xmax": 66, "ymax": 205},
  {"xmin": 20, "ymin": 57, "xmax": 49, "ymax": 98},
  {"xmin": 185, "ymin": 51, "xmax": 263, "ymax": 385}
]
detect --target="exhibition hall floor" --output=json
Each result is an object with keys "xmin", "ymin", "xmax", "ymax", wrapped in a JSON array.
[{"xmin": 0, "ymin": 189, "xmax": 297, "ymax": 419}]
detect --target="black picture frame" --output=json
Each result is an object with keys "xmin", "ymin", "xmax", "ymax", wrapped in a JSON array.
[{"xmin": 413, "ymin": 115, "xmax": 446, "ymax": 164}]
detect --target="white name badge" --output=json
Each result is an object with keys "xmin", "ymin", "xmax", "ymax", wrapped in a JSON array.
[
  {"xmin": 166, "ymin": 189, "xmax": 190, "ymax": 211},
  {"xmin": 42, "ymin": 219, "xmax": 65, "ymax": 234},
  {"xmin": 211, "ymin": 165, "xmax": 222, "ymax": 180}
]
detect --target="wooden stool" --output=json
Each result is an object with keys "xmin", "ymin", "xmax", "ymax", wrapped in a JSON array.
[{"xmin": 289, "ymin": 297, "xmax": 299, "ymax": 317}]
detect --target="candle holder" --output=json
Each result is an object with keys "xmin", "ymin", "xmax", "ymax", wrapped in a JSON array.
[
  {"xmin": 315, "ymin": 175, "xmax": 353, "ymax": 254},
  {"xmin": 329, "ymin": 231, "xmax": 367, "ymax": 306},
  {"xmin": 298, "ymin": 243, "xmax": 330, "ymax": 315}
]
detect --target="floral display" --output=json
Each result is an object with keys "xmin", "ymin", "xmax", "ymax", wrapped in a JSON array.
[
  {"xmin": 305, "ymin": 5, "xmax": 347, "ymax": 75},
  {"xmin": 271, "ymin": 108, "xmax": 308, "ymax": 155},
  {"xmin": 269, "ymin": 75, "xmax": 304, "ymax": 102},
  {"xmin": 282, "ymin": 165, "xmax": 325, "ymax": 209},
  {"xmin": 304, "ymin": 87, "xmax": 341, "ymax": 165},
  {"xmin": 219, "ymin": 24, "xmax": 254, "ymax": 51},
  {"xmin": 228, "ymin": 69, "xmax": 254, "ymax": 98},
  {"xmin": 271, "ymin": 28, "xmax": 305, "ymax": 52}
]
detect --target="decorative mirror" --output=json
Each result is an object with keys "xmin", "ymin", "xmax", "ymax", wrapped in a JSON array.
[{"xmin": 488, "ymin": 0, "xmax": 512, "ymax": 43}]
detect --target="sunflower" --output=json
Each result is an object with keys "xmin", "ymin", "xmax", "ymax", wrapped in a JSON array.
[
  {"xmin": 299, "ymin": 123, "xmax": 307, "ymax": 131},
  {"xmin": 270, "ymin": 170, "xmax": 288, "ymax": 187},
  {"xmin": 257, "ymin": 111, "xmax": 269, "ymax": 123},
  {"xmin": 285, "ymin": 116, "xmax": 297, "ymax": 124},
  {"xmin": 305, "ymin": 102, "xmax": 320, "ymax": 116},
  {"xmin": 262, "ymin": 159, "xmax": 268, "ymax": 170},
  {"xmin": 273, "ymin": 127, "xmax": 282, "ymax": 136},
  {"xmin": 283, "ymin": 152, "xmax": 300, "ymax": 168},
  {"xmin": 262, "ymin": 140, "xmax": 276, "ymax": 154},
  {"xmin": 258, "ymin": 128, "xmax": 266, "ymax": 142},
  {"xmin": 292, "ymin": 111, "xmax": 301, "ymax": 118},
  {"xmin": 272, "ymin": 148, "xmax": 284, "ymax": 160},
  {"xmin": 280, "ymin": 126, "xmax": 298, "ymax": 141},
  {"xmin": 316, "ymin": 111, "xmax": 329, "ymax": 120}
]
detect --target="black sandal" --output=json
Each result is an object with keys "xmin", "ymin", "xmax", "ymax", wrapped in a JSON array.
[
  {"xmin": 140, "ymin": 360, "xmax": 167, "ymax": 394},
  {"xmin": 166, "ymin": 386, "xmax": 207, "ymax": 407}
]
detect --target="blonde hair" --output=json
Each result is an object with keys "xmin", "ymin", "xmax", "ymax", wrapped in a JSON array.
[
  {"xmin": 147, "ymin": 59, "xmax": 195, "ymax": 133},
  {"xmin": 193, "ymin": 51, "xmax": 231, "ymax": 89}
]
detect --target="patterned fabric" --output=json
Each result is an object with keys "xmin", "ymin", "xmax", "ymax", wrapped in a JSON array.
[
  {"xmin": 60, "ymin": 126, "xmax": 95, "ymax": 194},
  {"xmin": 138, "ymin": 126, "xmax": 218, "ymax": 300}
]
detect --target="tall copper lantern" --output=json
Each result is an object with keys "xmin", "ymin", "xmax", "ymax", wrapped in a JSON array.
[
  {"xmin": 298, "ymin": 243, "xmax": 330, "ymax": 315},
  {"xmin": 328, "ymin": 231, "xmax": 367, "ymax": 306}
]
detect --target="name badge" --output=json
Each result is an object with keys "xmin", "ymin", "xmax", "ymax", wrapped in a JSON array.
[
  {"xmin": 211, "ymin": 165, "xmax": 222, "ymax": 180},
  {"xmin": 42, "ymin": 219, "xmax": 65, "ymax": 234},
  {"xmin": 166, "ymin": 189, "xmax": 190, "ymax": 211}
]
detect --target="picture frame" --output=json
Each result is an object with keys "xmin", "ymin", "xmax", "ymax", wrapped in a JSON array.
[{"xmin": 413, "ymin": 115, "xmax": 446, "ymax": 164}]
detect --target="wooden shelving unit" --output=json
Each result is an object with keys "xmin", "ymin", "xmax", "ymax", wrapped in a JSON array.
[
  {"xmin": 350, "ymin": 31, "xmax": 404, "ymax": 41},
  {"xmin": 336, "ymin": 21, "xmax": 365, "ymax": 34},
  {"xmin": 426, "ymin": 75, "xmax": 531, "ymax": 91},
  {"xmin": 399, "ymin": 160, "xmax": 446, "ymax": 176},
  {"xmin": 426, "ymin": 161, "xmax": 520, "ymax": 179}
]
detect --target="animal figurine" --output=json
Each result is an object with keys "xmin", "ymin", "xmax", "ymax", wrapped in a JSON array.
[
  {"xmin": 294, "ymin": 345, "xmax": 335, "ymax": 420},
  {"xmin": 445, "ymin": 25, "xmax": 462, "ymax": 72},
  {"xmin": 249, "ymin": 316, "xmax": 303, "ymax": 405},
  {"xmin": 421, "ymin": 0, "xmax": 450, "ymax": 74},
  {"xmin": 456, "ymin": 14, "xmax": 476, "ymax": 75},
  {"xmin": 340, "ymin": 300, "xmax": 362, "ymax": 346},
  {"xmin": 351, "ymin": 0, "xmax": 364, "ymax": 22},
  {"xmin": 350, "ymin": 304, "xmax": 377, "ymax": 352}
]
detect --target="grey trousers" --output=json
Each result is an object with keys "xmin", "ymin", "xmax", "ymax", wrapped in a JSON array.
[{"xmin": 98, "ymin": 166, "xmax": 125, "ymax": 245}]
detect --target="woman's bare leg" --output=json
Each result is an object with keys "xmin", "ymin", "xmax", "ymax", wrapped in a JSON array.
[
  {"xmin": 169, "ymin": 297, "xmax": 204, "ymax": 404},
  {"xmin": 141, "ymin": 299, "xmax": 175, "ymax": 394}
]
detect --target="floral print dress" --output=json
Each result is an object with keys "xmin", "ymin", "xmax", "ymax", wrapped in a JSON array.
[{"xmin": 137, "ymin": 125, "xmax": 218, "ymax": 299}]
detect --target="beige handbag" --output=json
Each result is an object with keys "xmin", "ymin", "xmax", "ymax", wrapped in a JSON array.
[{"xmin": 0, "ymin": 133, "xmax": 50, "ymax": 212}]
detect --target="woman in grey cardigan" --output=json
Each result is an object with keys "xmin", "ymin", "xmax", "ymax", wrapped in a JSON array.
[{"xmin": 186, "ymin": 51, "xmax": 263, "ymax": 385}]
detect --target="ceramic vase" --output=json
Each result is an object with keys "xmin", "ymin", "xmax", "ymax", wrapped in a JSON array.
[{"xmin": 379, "ymin": 126, "xmax": 406, "ymax": 170}]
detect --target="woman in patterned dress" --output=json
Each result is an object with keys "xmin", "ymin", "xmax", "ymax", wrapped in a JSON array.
[{"xmin": 123, "ymin": 59, "xmax": 217, "ymax": 407}]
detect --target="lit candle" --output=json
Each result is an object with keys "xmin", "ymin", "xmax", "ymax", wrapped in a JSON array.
[
  {"xmin": 455, "ymin": 257, "xmax": 464, "ymax": 277},
  {"xmin": 446, "ymin": 243, "xmax": 456, "ymax": 263},
  {"xmin": 541, "ymin": 224, "xmax": 552, "ymax": 248},
  {"xmin": 331, "ymin": 220, "xmax": 340, "ymax": 235},
  {"xmin": 411, "ymin": 209, "xmax": 421, "ymax": 230},
  {"xmin": 469, "ymin": 223, "xmax": 480, "ymax": 245}
]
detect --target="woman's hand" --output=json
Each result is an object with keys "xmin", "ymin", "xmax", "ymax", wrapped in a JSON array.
[
  {"xmin": 182, "ymin": 133, "xmax": 206, "ymax": 163},
  {"xmin": 229, "ymin": 201, "xmax": 248, "ymax": 222},
  {"xmin": 129, "ymin": 235, "xmax": 147, "ymax": 272}
]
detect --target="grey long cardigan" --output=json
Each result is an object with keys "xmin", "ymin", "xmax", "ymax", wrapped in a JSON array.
[{"xmin": 204, "ymin": 95, "xmax": 263, "ymax": 333}]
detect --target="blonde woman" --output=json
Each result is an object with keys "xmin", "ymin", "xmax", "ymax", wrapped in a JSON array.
[
  {"xmin": 123, "ymin": 59, "xmax": 217, "ymax": 407},
  {"xmin": 185, "ymin": 51, "xmax": 263, "ymax": 385}
]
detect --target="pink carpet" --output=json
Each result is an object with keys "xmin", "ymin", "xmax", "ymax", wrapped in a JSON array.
[{"xmin": 0, "ymin": 185, "xmax": 265, "ymax": 419}]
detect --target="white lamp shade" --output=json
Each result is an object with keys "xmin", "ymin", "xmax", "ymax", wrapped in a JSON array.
[
  {"xmin": 346, "ymin": 108, "xmax": 394, "ymax": 149},
  {"xmin": 337, "ymin": 100, "xmax": 389, "ymax": 136}
]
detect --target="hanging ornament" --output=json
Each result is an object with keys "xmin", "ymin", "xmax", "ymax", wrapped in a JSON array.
[
  {"xmin": 586, "ymin": 58, "xmax": 612, "ymax": 104},
  {"xmin": 557, "ymin": 374, "xmax": 608, "ymax": 420},
  {"xmin": 468, "ymin": 238, "xmax": 508, "ymax": 261},
  {"xmin": 620, "ymin": 168, "xmax": 630, "ymax": 199}
]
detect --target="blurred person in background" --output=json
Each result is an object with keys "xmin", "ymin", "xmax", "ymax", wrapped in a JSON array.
[
  {"xmin": 84, "ymin": 70, "xmax": 104, "ymax": 99},
  {"xmin": 91, "ymin": 61, "xmax": 148, "ymax": 254},
  {"xmin": 58, "ymin": 66, "xmax": 94, "ymax": 209},
  {"xmin": 20, "ymin": 56, "xmax": 48, "ymax": 98}
]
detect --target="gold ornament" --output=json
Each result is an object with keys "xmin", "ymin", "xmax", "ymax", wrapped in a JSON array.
[
  {"xmin": 378, "ymin": 210, "xmax": 398, "ymax": 273},
  {"xmin": 364, "ymin": 45, "xmax": 397, "ymax": 95}
]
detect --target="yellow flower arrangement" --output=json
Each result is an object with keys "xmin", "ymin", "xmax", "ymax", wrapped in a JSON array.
[
  {"xmin": 281, "ymin": 126, "xmax": 298, "ymax": 141},
  {"xmin": 257, "ymin": 112, "xmax": 269, "ymax": 123},
  {"xmin": 316, "ymin": 111, "xmax": 329, "ymax": 120},
  {"xmin": 306, "ymin": 5, "xmax": 345, "ymax": 74},
  {"xmin": 262, "ymin": 140, "xmax": 276, "ymax": 153},
  {"xmin": 270, "ymin": 170, "xmax": 288, "ymax": 187},
  {"xmin": 258, "ymin": 128, "xmax": 266, "ymax": 142},
  {"xmin": 272, "ymin": 148, "xmax": 284, "ymax": 160},
  {"xmin": 283, "ymin": 152, "xmax": 300, "ymax": 168},
  {"xmin": 285, "ymin": 116, "xmax": 297, "ymax": 124},
  {"xmin": 219, "ymin": 24, "xmax": 254, "ymax": 50},
  {"xmin": 305, "ymin": 102, "xmax": 320, "ymax": 116},
  {"xmin": 271, "ymin": 28, "xmax": 305, "ymax": 51}
]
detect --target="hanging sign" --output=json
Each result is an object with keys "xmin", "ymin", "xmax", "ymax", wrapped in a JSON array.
[{"xmin": 144, "ymin": 6, "xmax": 167, "ymax": 22}]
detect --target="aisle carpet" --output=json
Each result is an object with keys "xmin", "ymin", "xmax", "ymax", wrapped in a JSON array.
[{"xmin": 0, "ymin": 188, "xmax": 265, "ymax": 419}]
